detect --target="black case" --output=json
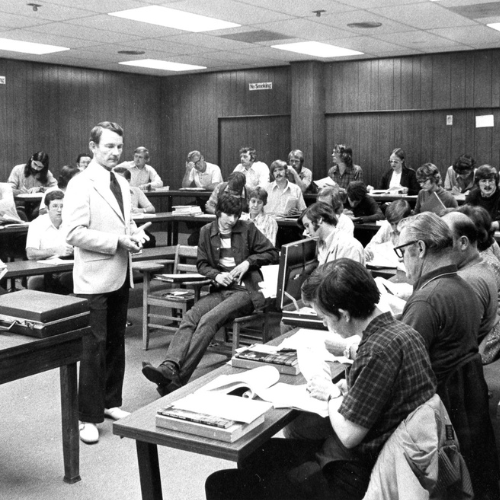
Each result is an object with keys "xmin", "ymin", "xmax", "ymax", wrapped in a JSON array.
[{"xmin": 0, "ymin": 290, "xmax": 89, "ymax": 338}]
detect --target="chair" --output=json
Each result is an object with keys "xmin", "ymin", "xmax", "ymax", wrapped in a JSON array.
[
  {"xmin": 364, "ymin": 393, "xmax": 473, "ymax": 500},
  {"xmin": 134, "ymin": 245, "xmax": 210, "ymax": 350}
]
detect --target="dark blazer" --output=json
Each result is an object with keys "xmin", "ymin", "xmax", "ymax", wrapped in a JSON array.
[{"xmin": 380, "ymin": 167, "xmax": 420, "ymax": 195}]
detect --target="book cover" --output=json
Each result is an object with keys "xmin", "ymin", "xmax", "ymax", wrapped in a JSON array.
[{"xmin": 232, "ymin": 348, "xmax": 299, "ymax": 375}]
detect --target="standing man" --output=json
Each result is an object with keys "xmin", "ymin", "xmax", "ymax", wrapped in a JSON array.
[
  {"xmin": 182, "ymin": 150, "xmax": 222, "ymax": 191},
  {"xmin": 63, "ymin": 122, "xmax": 150, "ymax": 444},
  {"xmin": 117, "ymin": 146, "xmax": 163, "ymax": 191},
  {"xmin": 233, "ymin": 146, "xmax": 269, "ymax": 189},
  {"xmin": 142, "ymin": 193, "xmax": 278, "ymax": 396}
]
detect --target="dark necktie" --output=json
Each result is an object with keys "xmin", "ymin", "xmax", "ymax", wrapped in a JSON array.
[{"xmin": 110, "ymin": 172, "xmax": 124, "ymax": 217}]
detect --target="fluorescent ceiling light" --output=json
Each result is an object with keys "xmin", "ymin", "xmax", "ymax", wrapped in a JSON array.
[
  {"xmin": 272, "ymin": 41, "xmax": 363, "ymax": 58},
  {"xmin": 119, "ymin": 59, "xmax": 207, "ymax": 72},
  {"xmin": 0, "ymin": 38, "xmax": 69, "ymax": 55},
  {"xmin": 487, "ymin": 23, "xmax": 500, "ymax": 32},
  {"xmin": 109, "ymin": 6, "xmax": 240, "ymax": 32}
]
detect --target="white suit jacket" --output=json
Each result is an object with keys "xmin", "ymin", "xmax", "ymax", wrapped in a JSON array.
[{"xmin": 63, "ymin": 160, "xmax": 136, "ymax": 294}]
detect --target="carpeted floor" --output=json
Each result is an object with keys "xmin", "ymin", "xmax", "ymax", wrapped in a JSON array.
[{"xmin": 1, "ymin": 290, "xmax": 500, "ymax": 499}]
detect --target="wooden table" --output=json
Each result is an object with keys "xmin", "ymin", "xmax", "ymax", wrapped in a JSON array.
[
  {"xmin": 113, "ymin": 332, "xmax": 346, "ymax": 500},
  {"xmin": 0, "ymin": 327, "xmax": 89, "ymax": 483}
]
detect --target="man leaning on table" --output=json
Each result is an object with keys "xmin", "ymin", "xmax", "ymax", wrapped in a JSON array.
[
  {"xmin": 117, "ymin": 146, "xmax": 163, "ymax": 191},
  {"xmin": 63, "ymin": 121, "xmax": 150, "ymax": 445},
  {"xmin": 142, "ymin": 192, "xmax": 279, "ymax": 396},
  {"xmin": 182, "ymin": 150, "xmax": 222, "ymax": 191},
  {"xmin": 206, "ymin": 259, "xmax": 436, "ymax": 500}
]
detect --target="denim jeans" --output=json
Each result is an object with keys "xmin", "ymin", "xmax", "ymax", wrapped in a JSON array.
[
  {"xmin": 78, "ymin": 280, "xmax": 129, "ymax": 423},
  {"xmin": 164, "ymin": 289, "xmax": 254, "ymax": 385}
]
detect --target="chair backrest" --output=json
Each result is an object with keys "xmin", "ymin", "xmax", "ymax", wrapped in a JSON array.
[{"xmin": 173, "ymin": 245, "xmax": 198, "ymax": 274}]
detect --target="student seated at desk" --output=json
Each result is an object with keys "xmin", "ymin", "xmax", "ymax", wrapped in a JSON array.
[
  {"xmin": 265, "ymin": 160, "xmax": 306, "ymax": 217},
  {"xmin": 286, "ymin": 149, "xmax": 313, "ymax": 193},
  {"xmin": 182, "ymin": 150, "xmax": 223, "ymax": 191},
  {"xmin": 444, "ymin": 154, "xmax": 476, "ymax": 195},
  {"xmin": 317, "ymin": 186, "xmax": 353, "ymax": 237},
  {"xmin": 414, "ymin": 163, "xmax": 457, "ymax": 215},
  {"xmin": 364, "ymin": 199, "xmax": 411, "ymax": 263},
  {"xmin": 244, "ymin": 187, "xmax": 278, "ymax": 246},
  {"xmin": 344, "ymin": 181, "xmax": 384, "ymax": 223},
  {"xmin": 299, "ymin": 203, "xmax": 364, "ymax": 265},
  {"xmin": 206, "ymin": 172, "xmax": 249, "ymax": 214},
  {"xmin": 25, "ymin": 190, "xmax": 73, "ymax": 295},
  {"xmin": 142, "ymin": 193, "xmax": 278, "ymax": 396},
  {"xmin": 8, "ymin": 151, "xmax": 57, "ymax": 195},
  {"xmin": 465, "ymin": 164, "xmax": 500, "ymax": 231},
  {"xmin": 328, "ymin": 144, "xmax": 363, "ymax": 190},
  {"xmin": 232, "ymin": 146, "xmax": 269, "ymax": 190},
  {"xmin": 116, "ymin": 146, "xmax": 163, "ymax": 191},
  {"xmin": 378, "ymin": 148, "xmax": 419, "ymax": 196},
  {"xmin": 205, "ymin": 259, "xmax": 436, "ymax": 500}
]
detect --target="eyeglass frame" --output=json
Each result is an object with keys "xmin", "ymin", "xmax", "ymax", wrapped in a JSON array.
[{"xmin": 394, "ymin": 240, "xmax": 419, "ymax": 258}]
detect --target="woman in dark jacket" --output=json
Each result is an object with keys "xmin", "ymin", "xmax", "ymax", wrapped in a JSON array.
[{"xmin": 379, "ymin": 148, "xmax": 420, "ymax": 195}]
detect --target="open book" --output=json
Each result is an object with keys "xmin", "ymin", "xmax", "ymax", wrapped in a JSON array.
[
  {"xmin": 232, "ymin": 346, "xmax": 299, "ymax": 375},
  {"xmin": 154, "ymin": 273, "xmax": 205, "ymax": 282},
  {"xmin": 366, "ymin": 241, "xmax": 399, "ymax": 269}
]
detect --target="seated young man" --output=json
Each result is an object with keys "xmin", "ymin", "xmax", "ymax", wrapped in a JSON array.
[
  {"xmin": 344, "ymin": 181, "xmax": 384, "ymax": 223},
  {"xmin": 142, "ymin": 193, "xmax": 279, "ymax": 396},
  {"xmin": 205, "ymin": 259, "xmax": 436, "ymax": 500},
  {"xmin": 25, "ymin": 189, "xmax": 73, "ymax": 294}
]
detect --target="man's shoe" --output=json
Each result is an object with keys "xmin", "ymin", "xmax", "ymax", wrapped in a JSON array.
[
  {"xmin": 79, "ymin": 422, "xmax": 99, "ymax": 444},
  {"xmin": 142, "ymin": 361, "xmax": 180, "ymax": 386},
  {"xmin": 104, "ymin": 407, "xmax": 130, "ymax": 420}
]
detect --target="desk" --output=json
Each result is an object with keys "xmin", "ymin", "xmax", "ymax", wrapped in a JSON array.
[
  {"xmin": 4, "ymin": 246, "xmax": 175, "ymax": 280},
  {"xmin": 0, "ymin": 327, "xmax": 89, "ymax": 483},
  {"xmin": 113, "ymin": 332, "xmax": 346, "ymax": 500}
]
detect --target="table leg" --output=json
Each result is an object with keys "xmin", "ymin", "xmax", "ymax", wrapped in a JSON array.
[
  {"xmin": 143, "ymin": 271, "xmax": 151, "ymax": 350},
  {"xmin": 167, "ymin": 220, "xmax": 172, "ymax": 247},
  {"xmin": 173, "ymin": 221, "xmax": 179, "ymax": 246},
  {"xmin": 60, "ymin": 362, "xmax": 81, "ymax": 484},
  {"xmin": 136, "ymin": 440, "xmax": 163, "ymax": 500}
]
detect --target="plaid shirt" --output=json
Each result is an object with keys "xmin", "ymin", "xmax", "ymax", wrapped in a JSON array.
[
  {"xmin": 337, "ymin": 312, "xmax": 436, "ymax": 464},
  {"xmin": 328, "ymin": 164, "xmax": 363, "ymax": 190}
]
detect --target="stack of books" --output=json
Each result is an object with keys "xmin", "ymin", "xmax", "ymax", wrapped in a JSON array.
[
  {"xmin": 232, "ymin": 347, "xmax": 299, "ymax": 375},
  {"xmin": 172, "ymin": 205, "xmax": 203, "ymax": 215}
]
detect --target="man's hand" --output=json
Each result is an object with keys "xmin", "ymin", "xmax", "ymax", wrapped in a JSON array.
[
  {"xmin": 364, "ymin": 248, "xmax": 374, "ymax": 262},
  {"xmin": 131, "ymin": 222, "xmax": 151, "ymax": 247},
  {"xmin": 307, "ymin": 375, "xmax": 341, "ymax": 402},
  {"xmin": 229, "ymin": 260, "xmax": 250, "ymax": 283},
  {"xmin": 56, "ymin": 244, "xmax": 74, "ymax": 257},
  {"xmin": 286, "ymin": 207, "xmax": 303, "ymax": 217},
  {"xmin": 139, "ymin": 184, "xmax": 151, "ymax": 191},
  {"xmin": 186, "ymin": 161, "xmax": 195, "ymax": 172},
  {"xmin": 451, "ymin": 186, "xmax": 461, "ymax": 196},
  {"xmin": 28, "ymin": 187, "xmax": 42, "ymax": 194},
  {"xmin": 215, "ymin": 272, "xmax": 234, "ymax": 287}
]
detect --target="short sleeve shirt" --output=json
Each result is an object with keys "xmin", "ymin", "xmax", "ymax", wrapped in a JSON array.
[{"xmin": 188, "ymin": 162, "xmax": 223, "ymax": 188}]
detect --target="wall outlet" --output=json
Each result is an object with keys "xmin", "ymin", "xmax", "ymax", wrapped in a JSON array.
[{"xmin": 446, "ymin": 115, "xmax": 453, "ymax": 125}]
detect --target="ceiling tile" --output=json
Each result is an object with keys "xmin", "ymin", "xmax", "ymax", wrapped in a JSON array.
[
  {"xmin": 369, "ymin": 2, "xmax": 477, "ymax": 30},
  {"xmin": 429, "ymin": 24, "xmax": 500, "ymax": 47},
  {"xmin": 373, "ymin": 29, "xmax": 465, "ymax": 49},
  {"xmin": 324, "ymin": 35, "xmax": 410, "ymax": 55},
  {"xmin": 257, "ymin": 17, "xmax": 356, "ymax": 40},
  {"xmin": 232, "ymin": 0, "xmax": 357, "ymax": 17},
  {"xmin": 0, "ymin": 11, "xmax": 51, "ymax": 30},
  {"xmin": 0, "ymin": 29, "xmax": 100, "ymax": 49},
  {"xmin": 39, "ymin": 0, "xmax": 149, "ymax": 14},
  {"xmin": 156, "ymin": 32, "xmax": 257, "ymax": 50}
]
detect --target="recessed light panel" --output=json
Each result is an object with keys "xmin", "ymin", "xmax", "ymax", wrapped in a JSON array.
[
  {"xmin": 119, "ymin": 59, "xmax": 207, "ymax": 72},
  {"xmin": 488, "ymin": 23, "xmax": 500, "ymax": 32},
  {"xmin": 0, "ymin": 38, "xmax": 69, "ymax": 55},
  {"xmin": 272, "ymin": 41, "xmax": 363, "ymax": 58},
  {"xmin": 109, "ymin": 6, "xmax": 240, "ymax": 32}
]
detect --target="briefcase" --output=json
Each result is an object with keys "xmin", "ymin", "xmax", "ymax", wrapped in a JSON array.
[{"xmin": 0, "ymin": 290, "xmax": 89, "ymax": 338}]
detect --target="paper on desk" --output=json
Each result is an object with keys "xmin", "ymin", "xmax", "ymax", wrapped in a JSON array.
[
  {"xmin": 366, "ymin": 241, "xmax": 399, "ymax": 268},
  {"xmin": 37, "ymin": 258, "xmax": 74, "ymax": 265},
  {"xmin": 256, "ymin": 383, "xmax": 331, "ymax": 418},
  {"xmin": 258, "ymin": 264, "xmax": 279, "ymax": 298},
  {"xmin": 173, "ymin": 392, "xmax": 272, "ymax": 424}
]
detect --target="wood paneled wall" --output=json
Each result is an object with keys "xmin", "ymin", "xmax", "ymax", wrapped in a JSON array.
[
  {"xmin": 0, "ymin": 58, "xmax": 162, "ymax": 183},
  {"xmin": 161, "ymin": 67, "xmax": 291, "ymax": 188},
  {"xmin": 325, "ymin": 50, "xmax": 500, "ymax": 187}
]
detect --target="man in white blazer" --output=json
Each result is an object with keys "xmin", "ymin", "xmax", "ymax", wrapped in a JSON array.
[{"xmin": 63, "ymin": 121, "xmax": 149, "ymax": 444}]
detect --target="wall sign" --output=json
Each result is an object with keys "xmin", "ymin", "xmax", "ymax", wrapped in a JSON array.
[
  {"xmin": 249, "ymin": 82, "xmax": 272, "ymax": 91},
  {"xmin": 0, "ymin": 77, "xmax": 5, "ymax": 84}
]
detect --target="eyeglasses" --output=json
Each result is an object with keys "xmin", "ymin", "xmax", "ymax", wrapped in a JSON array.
[
  {"xmin": 394, "ymin": 240, "xmax": 418, "ymax": 258},
  {"xmin": 418, "ymin": 178, "xmax": 431, "ymax": 186}
]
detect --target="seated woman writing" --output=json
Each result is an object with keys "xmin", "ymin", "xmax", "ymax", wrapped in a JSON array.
[
  {"xmin": 379, "ymin": 148, "xmax": 419, "ymax": 195},
  {"xmin": 414, "ymin": 163, "xmax": 457, "ymax": 214}
]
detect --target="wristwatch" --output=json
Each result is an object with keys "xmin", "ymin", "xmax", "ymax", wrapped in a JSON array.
[{"xmin": 327, "ymin": 391, "xmax": 342, "ymax": 403}]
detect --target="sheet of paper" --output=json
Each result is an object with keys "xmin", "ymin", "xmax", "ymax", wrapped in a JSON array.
[
  {"xmin": 173, "ymin": 392, "xmax": 272, "ymax": 423},
  {"xmin": 366, "ymin": 241, "xmax": 399, "ymax": 268},
  {"xmin": 37, "ymin": 258, "xmax": 74, "ymax": 265},
  {"xmin": 258, "ymin": 264, "xmax": 279, "ymax": 298}
]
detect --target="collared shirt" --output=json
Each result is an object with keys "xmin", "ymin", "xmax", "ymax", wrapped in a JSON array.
[
  {"xmin": 402, "ymin": 264, "xmax": 480, "ymax": 384},
  {"xmin": 336, "ymin": 213, "xmax": 354, "ymax": 237},
  {"xmin": 130, "ymin": 186, "xmax": 154, "ymax": 211},
  {"xmin": 117, "ymin": 161, "xmax": 163, "ymax": 189},
  {"xmin": 444, "ymin": 166, "xmax": 475, "ymax": 193},
  {"xmin": 188, "ymin": 162, "xmax": 223, "ymax": 188},
  {"xmin": 26, "ymin": 213, "xmax": 66, "ymax": 250},
  {"xmin": 264, "ymin": 180, "xmax": 306, "ymax": 216},
  {"xmin": 328, "ymin": 164, "xmax": 363, "ymax": 190},
  {"xmin": 8, "ymin": 164, "xmax": 57, "ymax": 194},
  {"xmin": 0, "ymin": 182, "xmax": 22, "ymax": 220},
  {"xmin": 365, "ymin": 220, "xmax": 399, "ymax": 250},
  {"xmin": 288, "ymin": 166, "xmax": 313, "ymax": 190},
  {"xmin": 233, "ymin": 161, "xmax": 270, "ymax": 189},
  {"xmin": 318, "ymin": 312, "xmax": 436, "ymax": 467},
  {"xmin": 249, "ymin": 212, "xmax": 278, "ymax": 246},
  {"xmin": 317, "ymin": 227, "xmax": 365, "ymax": 265}
]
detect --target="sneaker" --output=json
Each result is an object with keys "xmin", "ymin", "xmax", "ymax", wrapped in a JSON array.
[
  {"xmin": 104, "ymin": 407, "xmax": 131, "ymax": 420},
  {"xmin": 79, "ymin": 422, "xmax": 99, "ymax": 444}
]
